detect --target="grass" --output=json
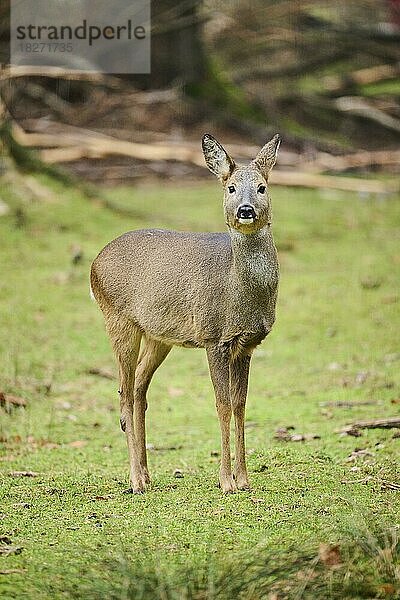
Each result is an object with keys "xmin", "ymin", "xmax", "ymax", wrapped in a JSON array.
[{"xmin": 0, "ymin": 174, "xmax": 399, "ymax": 599}]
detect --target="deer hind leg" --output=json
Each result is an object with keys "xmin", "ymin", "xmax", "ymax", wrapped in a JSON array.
[
  {"xmin": 206, "ymin": 346, "xmax": 236, "ymax": 493},
  {"xmin": 105, "ymin": 314, "xmax": 144, "ymax": 493},
  {"xmin": 230, "ymin": 354, "xmax": 251, "ymax": 490},
  {"xmin": 134, "ymin": 337, "xmax": 171, "ymax": 484}
]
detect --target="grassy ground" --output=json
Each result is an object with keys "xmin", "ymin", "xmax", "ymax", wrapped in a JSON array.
[{"xmin": 0, "ymin": 175, "xmax": 399, "ymax": 599}]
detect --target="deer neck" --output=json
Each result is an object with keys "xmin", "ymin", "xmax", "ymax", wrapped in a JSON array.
[{"xmin": 229, "ymin": 225, "xmax": 279, "ymax": 292}]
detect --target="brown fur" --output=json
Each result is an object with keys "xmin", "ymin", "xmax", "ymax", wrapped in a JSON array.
[{"xmin": 90, "ymin": 134, "xmax": 281, "ymax": 493}]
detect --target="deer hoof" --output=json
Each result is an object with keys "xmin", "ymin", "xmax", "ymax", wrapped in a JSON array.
[
  {"xmin": 220, "ymin": 475, "xmax": 237, "ymax": 494},
  {"xmin": 122, "ymin": 484, "xmax": 146, "ymax": 495},
  {"xmin": 234, "ymin": 476, "xmax": 251, "ymax": 491},
  {"xmin": 130, "ymin": 480, "xmax": 146, "ymax": 494},
  {"xmin": 237, "ymin": 482, "xmax": 251, "ymax": 491},
  {"xmin": 130, "ymin": 469, "xmax": 148, "ymax": 494}
]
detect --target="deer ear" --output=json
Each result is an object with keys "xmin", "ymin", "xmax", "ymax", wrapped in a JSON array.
[
  {"xmin": 254, "ymin": 134, "xmax": 281, "ymax": 177},
  {"xmin": 202, "ymin": 134, "xmax": 235, "ymax": 181}
]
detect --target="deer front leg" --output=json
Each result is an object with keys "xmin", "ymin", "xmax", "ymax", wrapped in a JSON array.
[
  {"xmin": 206, "ymin": 347, "xmax": 236, "ymax": 493},
  {"xmin": 231, "ymin": 354, "xmax": 251, "ymax": 490}
]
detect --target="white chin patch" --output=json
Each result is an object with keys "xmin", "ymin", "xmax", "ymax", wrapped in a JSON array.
[{"xmin": 238, "ymin": 217, "xmax": 255, "ymax": 225}]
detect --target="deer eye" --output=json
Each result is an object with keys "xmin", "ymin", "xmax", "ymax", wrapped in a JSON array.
[
  {"xmin": 258, "ymin": 185, "xmax": 266, "ymax": 194},
  {"xmin": 228, "ymin": 185, "xmax": 235, "ymax": 193}
]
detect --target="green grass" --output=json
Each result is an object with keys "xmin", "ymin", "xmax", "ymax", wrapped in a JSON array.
[{"xmin": 0, "ymin": 175, "xmax": 399, "ymax": 599}]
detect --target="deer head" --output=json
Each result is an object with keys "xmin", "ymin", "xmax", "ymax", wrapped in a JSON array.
[{"xmin": 202, "ymin": 133, "xmax": 281, "ymax": 234}]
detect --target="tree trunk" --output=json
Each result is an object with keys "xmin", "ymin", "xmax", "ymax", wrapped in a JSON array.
[{"xmin": 124, "ymin": 0, "xmax": 207, "ymax": 89}]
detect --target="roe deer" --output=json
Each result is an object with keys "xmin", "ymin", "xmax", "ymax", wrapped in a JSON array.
[{"xmin": 90, "ymin": 133, "xmax": 281, "ymax": 493}]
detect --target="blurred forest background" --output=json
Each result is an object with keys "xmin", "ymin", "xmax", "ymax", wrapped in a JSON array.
[{"xmin": 0, "ymin": 0, "xmax": 399, "ymax": 192}]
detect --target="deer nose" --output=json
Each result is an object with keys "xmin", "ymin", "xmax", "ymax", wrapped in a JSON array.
[{"xmin": 237, "ymin": 204, "xmax": 256, "ymax": 220}]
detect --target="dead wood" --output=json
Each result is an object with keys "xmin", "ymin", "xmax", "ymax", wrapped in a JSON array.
[
  {"xmin": 270, "ymin": 170, "xmax": 398, "ymax": 194},
  {"xmin": 14, "ymin": 128, "xmax": 399, "ymax": 193},
  {"xmin": 0, "ymin": 65, "xmax": 125, "ymax": 89},
  {"xmin": 335, "ymin": 96, "xmax": 400, "ymax": 134},
  {"xmin": 351, "ymin": 417, "xmax": 400, "ymax": 429},
  {"xmin": 314, "ymin": 150, "xmax": 400, "ymax": 171},
  {"xmin": 338, "ymin": 417, "xmax": 400, "ymax": 435},
  {"xmin": 19, "ymin": 120, "xmax": 400, "ymax": 173},
  {"xmin": 13, "ymin": 127, "xmax": 205, "ymax": 167},
  {"xmin": 5, "ymin": 114, "xmax": 399, "ymax": 194}
]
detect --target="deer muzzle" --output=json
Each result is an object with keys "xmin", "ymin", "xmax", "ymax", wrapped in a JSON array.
[{"xmin": 237, "ymin": 204, "xmax": 257, "ymax": 224}]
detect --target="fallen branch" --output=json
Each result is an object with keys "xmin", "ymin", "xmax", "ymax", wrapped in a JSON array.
[
  {"xmin": 12, "ymin": 126, "xmax": 205, "ymax": 167},
  {"xmin": 341, "ymin": 476, "xmax": 373, "ymax": 485},
  {"xmin": 0, "ymin": 65, "xmax": 124, "ymax": 89},
  {"xmin": 314, "ymin": 149, "xmax": 400, "ymax": 171},
  {"xmin": 38, "ymin": 145, "xmax": 398, "ymax": 193},
  {"xmin": 7, "ymin": 119, "xmax": 400, "ymax": 194},
  {"xmin": 350, "ymin": 416, "xmax": 400, "ymax": 429},
  {"xmin": 335, "ymin": 96, "xmax": 400, "ymax": 133},
  {"xmin": 20, "ymin": 120, "xmax": 400, "ymax": 173},
  {"xmin": 338, "ymin": 416, "xmax": 400, "ymax": 435},
  {"xmin": 270, "ymin": 170, "xmax": 398, "ymax": 194},
  {"xmin": 20, "ymin": 82, "xmax": 74, "ymax": 119}
]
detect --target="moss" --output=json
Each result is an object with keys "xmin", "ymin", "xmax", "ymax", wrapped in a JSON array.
[{"xmin": 185, "ymin": 57, "xmax": 267, "ymax": 123}]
